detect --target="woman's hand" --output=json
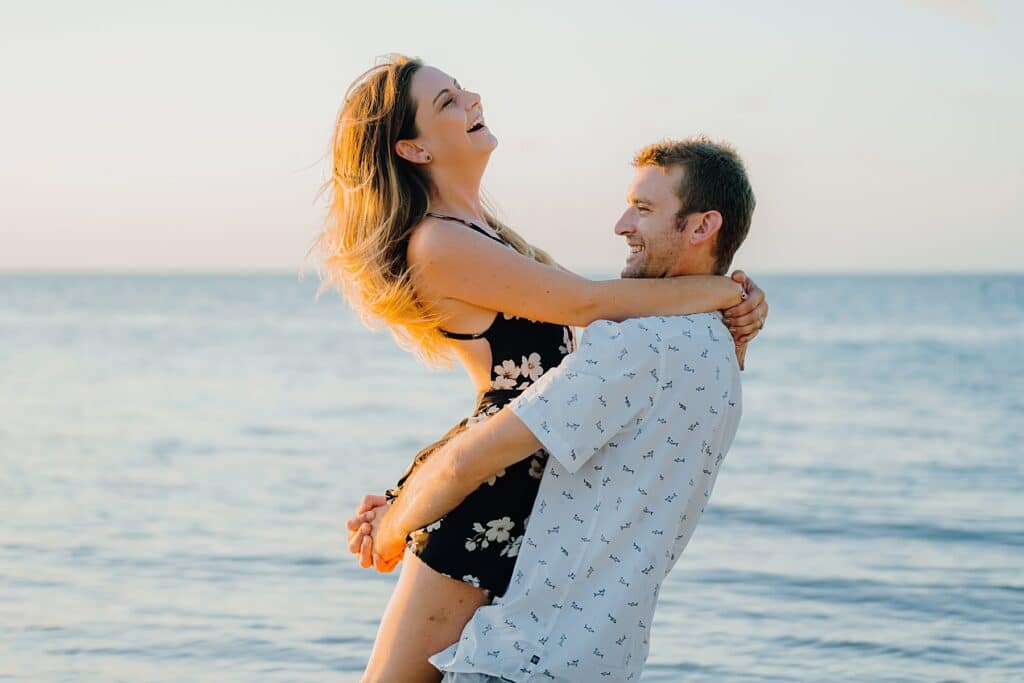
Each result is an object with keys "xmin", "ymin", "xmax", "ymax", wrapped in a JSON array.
[
  {"xmin": 723, "ymin": 270, "xmax": 768, "ymax": 343},
  {"xmin": 721, "ymin": 270, "xmax": 768, "ymax": 371}
]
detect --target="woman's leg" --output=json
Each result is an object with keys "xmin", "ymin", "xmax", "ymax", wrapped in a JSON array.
[{"xmin": 361, "ymin": 551, "xmax": 490, "ymax": 683}]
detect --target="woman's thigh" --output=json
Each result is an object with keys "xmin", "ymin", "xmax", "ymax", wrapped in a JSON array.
[{"xmin": 361, "ymin": 551, "xmax": 490, "ymax": 683}]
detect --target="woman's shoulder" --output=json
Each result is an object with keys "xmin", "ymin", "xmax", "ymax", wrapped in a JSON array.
[
  {"xmin": 408, "ymin": 216, "xmax": 463, "ymax": 256},
  {"xmin": 407, "ymin": 215, "xmax": 501, "ymax": 268}
]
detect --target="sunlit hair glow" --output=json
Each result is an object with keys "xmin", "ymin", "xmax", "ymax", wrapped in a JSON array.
[{"xmin": 308, "ymin": 54, "xmax": 552, "ymax": 365}]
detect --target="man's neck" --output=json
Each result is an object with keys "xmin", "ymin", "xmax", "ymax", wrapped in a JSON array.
[{"xmin": 665, "ymin": 250, "xmax": 716, "ymax": 278}]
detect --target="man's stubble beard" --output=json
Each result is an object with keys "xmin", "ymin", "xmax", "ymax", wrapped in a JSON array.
[{"xmin": 620, "ymin": 261, "xmax": 668, "ymax": 280}]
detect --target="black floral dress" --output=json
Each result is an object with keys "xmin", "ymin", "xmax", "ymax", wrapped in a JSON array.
[{"xmin": 385, "ymin": 214, "xmax": 575, "ymax": 599}]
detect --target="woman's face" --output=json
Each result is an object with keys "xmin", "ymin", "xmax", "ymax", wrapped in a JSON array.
[{"xmin": 404, "ymin": 66, "xmax": 497, "ymax": 167}]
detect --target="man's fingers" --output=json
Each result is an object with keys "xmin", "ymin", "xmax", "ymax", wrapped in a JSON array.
[
  {"xmin": 357, "ymin": 494, "xmax": 388, "ymax": 514},
  {"xmin": 359, "ymin": 535, "xmax": 374, "ymax": 568},
  {"xmin": 347, "ymin": 522, "xmax": 370, "ymax": 554},
  {"xmin": 346, "ymin": 510, "xmax": 374, "ymax": 539},
  {"xmin": 373, "ymin": 551, "xmax": 401, "ymax": 574}
]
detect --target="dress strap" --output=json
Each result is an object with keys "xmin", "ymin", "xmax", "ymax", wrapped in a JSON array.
[
  {"xmin": 426, "ymin": 212, "xmax": 507, "ymax": 246},
  {"xmin": 425, "ymin": 213, "xmax": 507, "ymax": 340},
  {"xmin": 438, "ymin": 328, "xmax": 487, "ymax": 340}
]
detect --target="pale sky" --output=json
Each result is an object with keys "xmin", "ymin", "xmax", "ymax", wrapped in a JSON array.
[{"xmin": 1, "ymin": 0, "xmax": 1021, "ymax": 274}]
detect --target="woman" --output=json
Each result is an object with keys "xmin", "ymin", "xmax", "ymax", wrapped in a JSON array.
[{"xmin": 315, "ymin": 55, "xmax": 768, "ymax": 682}]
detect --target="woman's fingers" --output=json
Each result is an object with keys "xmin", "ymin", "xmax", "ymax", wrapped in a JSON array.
[
  {"xmin": 723, "ymin": 299, "xmax": 755, "ymax": 320},
  {"xmin": 729, "ymin": 324, "xmax": 760, "ymax": 342},
  {"xmin": 730, "ymin": 269, "xmax": 751, "ymax": 289},
  {"xmin": 728, "ymin": 310, "xmax": 762, "ymax": 330},
  {"xmin": 723, "ymin": 287, "xmax": 763, "ymax": 320},
  {"xmin": 726, "ymin": 301, "xmax": 768, "ymax": 334}
]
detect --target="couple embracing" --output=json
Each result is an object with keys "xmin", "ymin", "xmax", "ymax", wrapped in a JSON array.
[{"xmin": 315, "ymin": 54, "xmax": 769, "ymax": 682}]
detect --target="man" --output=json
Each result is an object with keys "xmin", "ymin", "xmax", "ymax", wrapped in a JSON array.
[{"xmin": 351, "ymin": 136, "xmax": 760, "ymax": 681}]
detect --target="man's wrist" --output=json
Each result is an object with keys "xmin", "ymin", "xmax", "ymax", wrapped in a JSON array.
[{"xmin": 377, "ymin": 509, "xmax": 406, "ymax": 559}]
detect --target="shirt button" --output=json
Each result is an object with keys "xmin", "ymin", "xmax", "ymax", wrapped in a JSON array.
[{"xmin": 530, "ymin": 655, "xmax": 540, "ymax": 664}]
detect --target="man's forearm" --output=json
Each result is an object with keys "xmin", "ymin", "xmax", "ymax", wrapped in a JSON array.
[
  {"xmin": 384, "ymin": 434, "xmax": 479, "ymax": 542},
  {"xmin": 383, "ymin": 408, "xmax": 543, "ymax": 543}
]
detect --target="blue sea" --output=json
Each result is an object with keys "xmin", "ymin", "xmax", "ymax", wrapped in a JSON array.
[{"xmin": 1, "ymin": 273, "xmax": 1021, "ymax": 682}]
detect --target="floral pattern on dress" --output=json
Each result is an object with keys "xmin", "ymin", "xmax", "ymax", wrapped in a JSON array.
[
  {"xmin": 492, "ymin": 359, "xmax": 520, "ymax": 390},
  {"xmin": 483, "ymin": 468, "xmax": 507, "ymax": 486},
  {"xmin": 465, "ymin": 516, "xmax": 515, "ymax": 551},
  {"xmin": 528, "ymin": 456, "xmax": 544, "ymax": 479},
  {"xmin": 517, "ymin": 353, "xmax": 544, "ymax": 389},
  {"xmin": 558, "ymin": 327, "xmax": 574, "ymax": 355}
]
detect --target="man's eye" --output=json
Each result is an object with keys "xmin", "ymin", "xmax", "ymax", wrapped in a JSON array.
[
  {"xmin": 637, "ymin": 207, "xmax": 650, "ymax": 214},
  {"xmin": 443, "ymin": 97, "xmax": 454, "ymax": 108}
]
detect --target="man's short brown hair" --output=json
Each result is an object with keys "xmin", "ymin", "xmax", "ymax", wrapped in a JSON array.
[{"xmin": 633, "ymin": 136, "xmax": 755, "ymax": 275}]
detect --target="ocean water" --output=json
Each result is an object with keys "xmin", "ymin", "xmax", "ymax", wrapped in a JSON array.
[{"xmin": 1, "ymin": 273, "xmax": 1021, "ymax": 683}]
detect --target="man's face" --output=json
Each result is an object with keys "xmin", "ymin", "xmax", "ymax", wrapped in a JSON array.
[{"xmin": 614, "ymin": 165, "xmax": 688, "ymax": 279}]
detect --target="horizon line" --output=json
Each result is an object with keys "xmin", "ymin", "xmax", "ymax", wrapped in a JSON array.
[{"xmin": 1, "ymin": 268, "xmax": 1021, "ymax": 278}]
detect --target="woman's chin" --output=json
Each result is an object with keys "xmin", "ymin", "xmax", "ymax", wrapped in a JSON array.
[{"xmin": 478, "ymin": 131, "xmax": 498, "ymax": 151}]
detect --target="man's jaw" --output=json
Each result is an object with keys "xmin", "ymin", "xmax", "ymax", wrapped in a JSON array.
[{"xmin": 622, "ymin": 241, "xmax": 645, "ymax": 274}]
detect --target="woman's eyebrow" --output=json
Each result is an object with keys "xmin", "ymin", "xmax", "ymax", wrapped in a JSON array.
[{"xmin": 432, "ymin": 79, "xmax": 461, "ymax": 106}]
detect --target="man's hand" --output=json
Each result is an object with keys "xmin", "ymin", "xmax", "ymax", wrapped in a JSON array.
[
  {"xmin": 722, "ymin": 270, "xmax": 769, "ymax": 371},
  {"xmin": 346, "ymin": 493, "xmax": 388, "ymax": 569},
  {"xmin": 367, "ymin": 507, "xmax": 405, "ymax": 573},
  {"xmin": 345, "ymin": 493, "xmax": 405, "ymax": 572}
]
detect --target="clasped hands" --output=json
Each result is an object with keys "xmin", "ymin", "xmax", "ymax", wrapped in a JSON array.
[{"xmin": 346, "ymin": 494, "xmax": 405, "ymax": 573}]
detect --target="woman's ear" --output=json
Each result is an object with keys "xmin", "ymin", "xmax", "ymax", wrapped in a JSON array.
[
  {"xmin": 395, "ymin": 139, "xmax": 431, "ymax": 165},
  {"xmin": 690, "ymin": 210, "xmax": 723, "ymax": 245}
]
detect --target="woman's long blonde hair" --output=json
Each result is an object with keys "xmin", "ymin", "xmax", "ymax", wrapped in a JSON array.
[{"xmin": 308, "ymin": 54, "xmax": 553, "ymax": 366}]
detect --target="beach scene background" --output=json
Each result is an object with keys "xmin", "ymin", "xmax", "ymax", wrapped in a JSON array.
[{"xmin": 3, "ymin": 1, "xmax": 1022, "ymax": 681}]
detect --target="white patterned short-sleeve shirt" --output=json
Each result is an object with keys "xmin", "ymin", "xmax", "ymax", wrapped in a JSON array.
[{"xmin": 429, "ymin": 313, "xmax": 743, "ymax": 682}]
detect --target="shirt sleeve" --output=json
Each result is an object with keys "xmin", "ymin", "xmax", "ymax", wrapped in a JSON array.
[{"xmin": 508, "ymin": 319, "xmax": 660, "ymax": 474}]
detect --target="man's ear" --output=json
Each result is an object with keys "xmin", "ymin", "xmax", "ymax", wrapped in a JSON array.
[
  {"xmin": 395, "ymin": 139, "xmax": 431, "ymax": 165},
  {"xmin": 689, "ymin": 211, "xmax": 723, "ymax": 245}
]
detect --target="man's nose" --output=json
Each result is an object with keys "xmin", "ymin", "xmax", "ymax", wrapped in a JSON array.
[{"xmin": 614, "ymin": 211, "xmax": 633, "ymax": 235}]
